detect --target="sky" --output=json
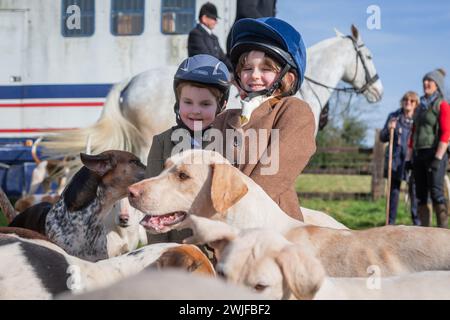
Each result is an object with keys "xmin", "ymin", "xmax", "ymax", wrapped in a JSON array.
[{"xmin": 277, "ymin": 0, "xmax": 450, "ymax": 145}]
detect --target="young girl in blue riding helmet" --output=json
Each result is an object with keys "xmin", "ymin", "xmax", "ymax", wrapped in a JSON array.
[
  {"xmin": 146, "ymin": 54, "xmax": 230, "ymax": 178},
  {"xmin": 212, "ymin": 17, "xmax": 316, "ymax": 221}
]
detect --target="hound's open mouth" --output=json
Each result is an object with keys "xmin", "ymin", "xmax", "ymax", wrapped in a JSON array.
[{"xmin": 140, "ymin": 211, "xmax": 187, "ymax": 232}]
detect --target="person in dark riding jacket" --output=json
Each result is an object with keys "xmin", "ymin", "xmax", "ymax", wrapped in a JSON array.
[
  {"xmin": 409, "ymin": 68, "xmax": 450, "ymax": 228},
  {"xmin": 188, "ymin": 3, "xmax": 232, "ymax": 71},
  {"xmin": 380, "ymin": 91, "xmax": 419, "ymax": 225}
]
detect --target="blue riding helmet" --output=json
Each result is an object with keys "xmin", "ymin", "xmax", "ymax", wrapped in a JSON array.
[
  {"xmin": 230, "ymin": 17, "xmax": 307, "ymax": 94},
  {"xmin": 174, "ymin": 54, "xmax": 231, "ymax": 110}
]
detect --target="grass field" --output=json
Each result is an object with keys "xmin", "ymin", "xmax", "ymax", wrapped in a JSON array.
[
  {"xmin": 296, "ymin": 174, "xmax": 448, "ymax": 229},
  {"xmin": 301, "ymin": 198, "xmax": 415, "ymax": 229},
  {"xmin": 296, "ymin": 174, "xmax": 371, "ymax": 193}
]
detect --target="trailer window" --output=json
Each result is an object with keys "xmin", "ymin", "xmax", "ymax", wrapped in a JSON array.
[
  {"xmin": 111, "ymin": 0, "xmax": 145, "ymax": 36},
  {"xmin": 61, "ymin": 0, "xmax": 95, "ymax": 37},
  {"xmin": 161, "ymin": 0, "xmax": 196, "ymax": 34}
]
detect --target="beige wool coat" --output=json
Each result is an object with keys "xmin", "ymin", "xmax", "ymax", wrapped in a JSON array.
[{"xmin": 210, "ymin": 96, "xmax": 316, "ymax": 220}]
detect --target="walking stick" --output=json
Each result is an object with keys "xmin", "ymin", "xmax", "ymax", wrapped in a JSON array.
[{"xmin": 385, "ymin": 127, "xmax": 395, "ymax": 225}]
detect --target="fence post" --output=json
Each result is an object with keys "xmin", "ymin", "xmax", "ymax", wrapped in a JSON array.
[{"xmin": 371, "ymin": 129, "xmax": 385, "ymax": 200}]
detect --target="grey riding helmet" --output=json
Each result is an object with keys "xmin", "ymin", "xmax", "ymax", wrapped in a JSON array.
[{"xmin": 173, "ymin": 54, "xmax": 231, "ymax": 114}]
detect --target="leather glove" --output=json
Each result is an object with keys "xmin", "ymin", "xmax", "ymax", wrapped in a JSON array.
[{"xmin": 431, "ymin": 158, "xmax": 442, "ymax": 171}]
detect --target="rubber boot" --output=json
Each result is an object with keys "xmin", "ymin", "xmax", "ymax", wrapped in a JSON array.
[
  {"xmin": 418, "ymin": 204, "xmax": 431, "ymax": 227},
  {"xmin": 434, "ymin": 203, "xmax": 449, "ymax": 229}
]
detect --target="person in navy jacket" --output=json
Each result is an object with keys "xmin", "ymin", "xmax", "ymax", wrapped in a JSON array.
[{"xmin": 380, "ymin": 91, "xmax": 420, "ymax": 225}]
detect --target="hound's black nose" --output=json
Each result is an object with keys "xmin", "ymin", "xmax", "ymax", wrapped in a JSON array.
[{"xmin": 119, "ymin": 217, "xmax": 129, "ymax": 227}]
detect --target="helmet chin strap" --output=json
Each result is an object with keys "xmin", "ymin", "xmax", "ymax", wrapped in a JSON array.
[{"xmin": 237, "ymin": 64, "xmax": 292, "ymax": 100}]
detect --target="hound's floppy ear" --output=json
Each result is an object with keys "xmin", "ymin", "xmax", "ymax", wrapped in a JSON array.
[
  {"xmin": 80, "ymin": 153, "xmax": 115, "ymax": 177},
  {"xmin": 275, "ymin": 245, "xmax": 325, "ymax": 300},
  {"xmin": 151, "ymin": 245, "xmax": 215, "ymax": 276},
  {"xmin": 351, "ymin": 24, "xmax": 360, "ymax": 41},
  {"xmin": 210, "ymin": 163, "xmax": 248, "ymax": 214}
]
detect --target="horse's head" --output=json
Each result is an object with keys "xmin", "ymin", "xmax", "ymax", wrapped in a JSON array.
[{"xmin": 340, "ymin": 25, "xmax": 383, "ymax": 103}]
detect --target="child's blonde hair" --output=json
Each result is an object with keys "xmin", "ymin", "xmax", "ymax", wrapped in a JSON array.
[{"xmin": 235, "ymin": 51, "xmax": 297, "ymax": 95}]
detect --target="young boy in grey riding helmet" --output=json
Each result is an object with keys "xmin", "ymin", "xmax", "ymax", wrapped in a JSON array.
[
  {"xmin": 144, "ymin": 54, "xmax": 230, "ymax": 243},
  {"xmin": 146, "ymin": 54, "xmax": 230, "ymax": 178}
]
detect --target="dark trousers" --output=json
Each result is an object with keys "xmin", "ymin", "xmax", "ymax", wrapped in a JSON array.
[
  {"xmin": 413, "ymin": 148, "xmax": 448, "ymax": 205},
  {"xmin": 388, "ymin": 176, "xmax": 419, "ymax": 225}
]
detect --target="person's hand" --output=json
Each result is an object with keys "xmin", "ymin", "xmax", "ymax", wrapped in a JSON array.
[
  {"xmin": 431, "ymin": 157, "xmax": 442, "ymax": 171},
  {"xmin": 388, "ymin": 118, "xmax": 397, "ymax": 130}
]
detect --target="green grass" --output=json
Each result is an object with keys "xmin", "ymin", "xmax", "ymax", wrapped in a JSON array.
[
  {"xmin": 296, "ymin": 174, "xmax": 450, "ymax": 229},
  {"xmin": 301, "ymin": 197, "xmax": 415, "ymax": 230},
  {"xmin": 296, "ymin": 174, "xmax": 371, "ymax": 193},
  {"xmin": 302, "ymin": 197, "xmax": 450, "ymax": 230},
  {"xmin": 296, "ymin": 173, "xmax": 406, "ymax": 229}
]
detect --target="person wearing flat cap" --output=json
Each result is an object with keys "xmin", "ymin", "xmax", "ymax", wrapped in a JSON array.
[
  {"xmin": 187, "ymin": 2, "xmax": 232, "ymax": 71},
  {"xmin": 409, "ymin": 68, "xmax": 450, "ymax": 228}
]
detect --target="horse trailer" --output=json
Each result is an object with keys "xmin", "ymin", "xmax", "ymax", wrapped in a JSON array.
[{"xmin": 0, "ymin": 0, "xmax": 236, "ymax": 196}]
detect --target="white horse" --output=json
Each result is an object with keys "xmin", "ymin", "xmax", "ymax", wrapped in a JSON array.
[{"xmin": 40, "ymin": 25, "xmax": 382, "ymax": 168}]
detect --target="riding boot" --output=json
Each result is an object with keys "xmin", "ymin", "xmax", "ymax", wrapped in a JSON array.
[
  {"xmin": 418, "ymin": 204, "xmax": 431, "ymax": 227},
  {"xmin": 434, "ymin": 203, "xmax": 449, "ymax": 229}
]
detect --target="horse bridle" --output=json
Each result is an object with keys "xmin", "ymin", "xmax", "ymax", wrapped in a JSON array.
[
  {"xmin": 348, "ymin": 36, "xmax": 380, "ymax": 94},
  {"xmin": 303, "ymin": 35, "xmax": 379, "ymax": 96}
]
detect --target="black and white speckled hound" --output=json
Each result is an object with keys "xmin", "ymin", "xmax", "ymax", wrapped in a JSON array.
[
  {"xmin": 8, "ymin": 150, "xmax": 146, "ymax": 262},
  {"xmin": 45, "ymin": 150, "xmax": 146, "ymax": 261}
]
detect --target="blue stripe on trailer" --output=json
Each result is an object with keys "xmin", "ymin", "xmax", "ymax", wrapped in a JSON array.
[{"xmin": 0, "ymin": 84, "xmax": 114, "ymax": 99}]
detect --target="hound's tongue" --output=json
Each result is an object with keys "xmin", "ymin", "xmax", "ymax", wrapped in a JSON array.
[{"xmin": 140, "ymin": 212, "xmax": 185, "ymax": 231}]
